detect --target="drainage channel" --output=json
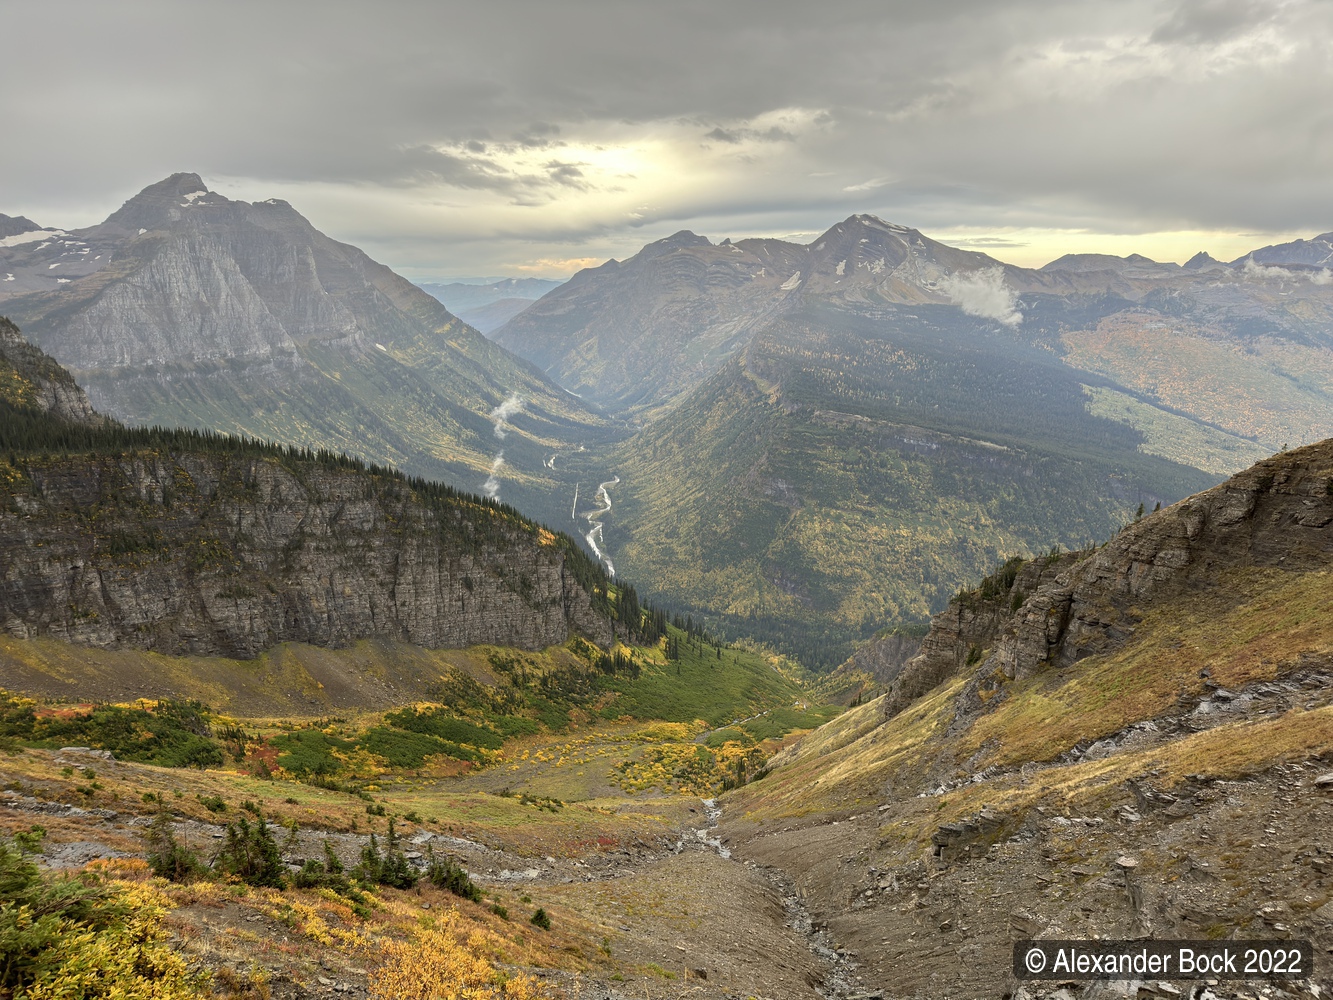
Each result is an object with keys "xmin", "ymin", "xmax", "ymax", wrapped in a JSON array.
[{"xmin": 696, "ymin": 797, "xmax": 883, "ymax": 1000}]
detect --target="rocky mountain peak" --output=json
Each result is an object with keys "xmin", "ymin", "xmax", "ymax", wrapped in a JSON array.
[
  {"xmin": 815, "ymin": 214, "xmax": 918, "ymax": 247},
  {"xmin": 1183, "ymin": 249, "xmax": 1222, "ymax": 269},
  {"xmin": 1231, "ymin": 230, "xmax": 1333, "ymax": 267},
  {"xmin": 635, "ymin": 230, "xmax": 714, "ymax": 260},
  {"xmin": 103, "ymin": 171, "xmax": 212, "ymax": 232},
  {"xmin": 0, "ymin": 214, "xmax": 44, "ymax": 240}
]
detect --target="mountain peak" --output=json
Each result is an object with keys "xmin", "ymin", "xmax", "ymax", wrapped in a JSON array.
[
  {"xmin": 1233, "ymin": 231, "xmax": 1333, "ymax": 268},
  {"xmin": 1041, "ymin": 252, "xmax": 1171, "ymax": 273},
  {"xmin": 842, "ymin": 214, "xmax": 915, "ymax": 235},
  {"xmin": 1184, "ymin": 250, "xmax": 1221, "ymax": 270},
  {"xmin": 104, "ymin": 172, "xmax": 214, "ymax": 231},
  {"xmin": 0, "ymin": 214, "xmax": 44, "ymax": 241},
  {"xmin": 656, "ymin": 230, "xmax": 712, "ymax": 249},
  {"xmin": 633, "ymin": 230, "xmax": 713, "ymax": 261}
]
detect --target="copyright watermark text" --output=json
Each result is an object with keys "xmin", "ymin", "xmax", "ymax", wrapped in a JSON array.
[{"xmin": 1014, "ymin": 940, "xmax": 1314, "ymax": 980}]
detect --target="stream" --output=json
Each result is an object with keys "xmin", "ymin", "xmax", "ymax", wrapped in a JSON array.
[
  {"xmin": 695, "ymin": 797, "xmax": 882, "ymax": 1000},
  {"xmin": 581, "ymin": 476, "xmax": 619, "ymax": 576}
]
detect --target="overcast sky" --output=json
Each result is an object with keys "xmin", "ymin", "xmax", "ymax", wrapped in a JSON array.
[{"xmin": 4, "ymin": 0, "xmax": 1331, "ymax": 279}]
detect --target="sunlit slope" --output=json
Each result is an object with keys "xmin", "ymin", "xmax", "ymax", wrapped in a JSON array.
[{"xmin": 609, "ymin": 301, "xmax": 1221, "ymax": 666}]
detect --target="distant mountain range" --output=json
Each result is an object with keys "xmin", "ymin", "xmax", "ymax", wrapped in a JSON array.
[
  {"xmin": 0, "ymin": 174, "xmax": 610, "ymax": 524},
  {"xmin": 499, "ymin": 215, "xmax": 1333, "ymax": 663},
  {"xmin": 418, "ymin": 277, "xmax": 563, "ymax": 334},
  {"xmin": 496, "ymin": 215, "xmax": 1333, "ymax": 442},
  {"xmin": 7, "ymin": 175, "xmax": 1332, "ymax": 667}
]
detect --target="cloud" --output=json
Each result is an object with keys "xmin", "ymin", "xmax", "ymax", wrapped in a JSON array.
[
  {"xmin": 3, "ymin": 2, "xmax": 1331, "ymax": 278},
  {"xmin": 843, "ymin": 177, "xmax": 892, "ymax": 193},
  {"xmin": 489, "ymin": 392, "xmax": 525, "ymax": 439},
  {"xmin": 481, "ymin": 453, "xmax": 505, "ymax": 500},
  {"xmin": 938, "ymin": 267, "xmax": 1023, "ymax": 326},
  {"xmin": 1241, "ymin": 258, "xmax": 1333, "ymax": 285},
  {"xmin": 1150, "ymin": 0, "xmax": 1278, "ymax": 45},
  {"xmin": 703, "ymin": 125, "xmax": 795, "ymax": 145}
]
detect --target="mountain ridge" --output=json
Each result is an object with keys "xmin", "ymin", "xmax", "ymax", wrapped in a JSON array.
[
  {"xmin": 719, "ymin": 438, "xmax": 1333, "ymax": 998},
  {"xmin": 0, "ymin": 173, "xmax": 615, "ymax": 524},
  {"xmin": 0, "ymin": 319, "xmax": 619, "ymax": 659}
]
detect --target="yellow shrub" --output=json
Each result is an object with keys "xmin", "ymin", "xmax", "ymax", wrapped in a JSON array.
[
  {"xmin": 368, "ymin": 910, "xmax": 555, "ymax": 1000},
  {"xmin": 20, "ymin": 882, "xmax": 197, "ymax": 1000}
]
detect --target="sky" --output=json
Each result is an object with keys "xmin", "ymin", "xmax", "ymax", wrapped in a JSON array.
[{"xmin": 3, "ymin": 0, "xmax": 1332, "ymax": 281}]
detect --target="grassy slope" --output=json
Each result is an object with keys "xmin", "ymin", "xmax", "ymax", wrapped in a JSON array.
[{"xmin": 727, "ymin": 564, "xmax": 1333, "ymax": 834}]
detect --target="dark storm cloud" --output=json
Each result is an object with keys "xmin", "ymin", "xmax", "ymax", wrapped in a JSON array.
[
  {"xmin": 1150, "ymin": 0, "xmax": 1280, "ymax": 44},
  {"xmin": 2, "ymin": 0, "xmax": 1330, "ymax": 275},
  {"xmin": 704, "ymin": 126, "xmax": 796, "ymax": 145}
]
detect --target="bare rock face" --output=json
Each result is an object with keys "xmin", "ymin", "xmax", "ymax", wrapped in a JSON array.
[
  {"xmin": 0, "ymin": 315, "xmax": 100, "ymax": 424},
  {"xmin": 883, "ymin": 440, "xmax": 1333, "ymax": 722},
  {"xmin": 1, "ymin": 449, "xmax": 612, "ymax": 658},
  {"xmin": 882, "ymin": 554, "xmax": 1078, "ymax": 719},
  {"xmin": 989, "ymin": 441, "xmax": 1333, "ymax": 682}
]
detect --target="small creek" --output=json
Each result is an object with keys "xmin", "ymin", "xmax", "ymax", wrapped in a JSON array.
[{"xmin": 697, "ymin": 796, "xmax": 882, "ymax": 1000}]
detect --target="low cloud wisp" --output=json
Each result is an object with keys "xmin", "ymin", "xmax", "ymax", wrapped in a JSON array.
[
  {"xmin": 938, "ymin": 267, "xmax": 1023, "ymax": 327},
  {"xmin": 490, "ymin": 393, "xmax": 525, "ymax": 440},
  {"xmin": 482, "ymin": 453, "xmax": 505, "ymax": 500}
]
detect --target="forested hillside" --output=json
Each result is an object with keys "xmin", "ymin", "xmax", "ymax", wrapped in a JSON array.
[{"xmin": 608, "ymin": 301, "xmax": 1220, "ymax": 666}]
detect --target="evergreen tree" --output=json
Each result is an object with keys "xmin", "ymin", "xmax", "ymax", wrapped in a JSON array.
[{"xmin": 213, "ymin": 816, "xmax": 285, "ymax": 887}]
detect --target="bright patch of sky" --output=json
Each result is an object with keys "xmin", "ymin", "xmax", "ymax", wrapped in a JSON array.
[{"xmin": 3, "ymin": 1, "xmax": 1330, "ymax": 280}]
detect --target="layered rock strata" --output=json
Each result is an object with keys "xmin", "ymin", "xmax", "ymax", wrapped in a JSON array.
[{"xmin": 1, "ymin": 450, "xmax": 612, "ymax": 658}]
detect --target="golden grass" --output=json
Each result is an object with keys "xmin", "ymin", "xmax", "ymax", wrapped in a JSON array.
[
  {"xmin": 961, "ymin": 568, "xmax": 1333, "ymax": 770},
  {"xmin": 725, "ymin": 566, "xmax": 1333, "ymax": 841},
  {"xmin": 0, "ymin": 635, "xmax": 582, "ymax": 719},
  {"xmin": 884, "ymin": 704, "xmax": 1333, "ymax": 847},
  {"xmin": 728, "ymin": 678, "xmax": 966, "ymax": 823}
]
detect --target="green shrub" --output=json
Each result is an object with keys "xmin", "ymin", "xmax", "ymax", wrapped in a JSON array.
[
  {"xmin": 143, "ymin": 812, "xmax": 204, "ymax": 883},
  {"xmin": 383, "ymin": 708, "xmax": 505, "ymax": 749},
  {"xmin": 353, "ymin": 819, "xmax": 417, "ymax": 890},
  {"xmin": 270, "ymin": 728, "xmax": 352, "ymax": 777},
  {"xmin": 424, "ymin": 848, "xmax": 482, "ymax": 902},
  {"xmin": 0, "ymin": 697, "xmax": 223, "ymax": 767},
  {"xmin": 530, "ymin": 907, "xmax": 551, "ymax": 931},
  {"xmin": 357, "ymin": 727, "xmax": 482, "ymax": 768},
  {"xmin": 0, "ymin": 828, "xmax": 196, "ymax": 997},
  {"xmin": 212, "ymin": 817, "xmax": 286, "ymax": 888}
]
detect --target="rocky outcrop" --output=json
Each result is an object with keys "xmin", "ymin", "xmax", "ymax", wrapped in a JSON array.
[
  {"xmin": 881, "ymin": 553, "xmax": 1079, "ymax": 719},
  {"xmin": 1, "ymin": 448, "xmax": 613, "ymax": 658},
  {"xmin": 0, "ymin": 315, "xmax": 100, "ymax": 424},
  {"xmin": 883, "ymin": 440, "xmax": 1333, "ymax": 721},
  {"xmin": 988, "ymin": 442, "xmax": 1333, "ymax": 682}
]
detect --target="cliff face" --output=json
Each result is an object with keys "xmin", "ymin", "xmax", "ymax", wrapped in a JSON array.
[
  {"xmin": 986, "ymin": 440, "xmax": 1333, "ymax": 683},
  {"xmin": 881, "ymin": 553, "xmax": 1079, "ymax": 718},
  {"xmin": 0, "ymin": 316, "xmax": 100, "ymax": 425},
  {"xmin": 883, "ymin": 439, "xmax": 1333, "ymax": 722},
  {"xmin": 1, "ymin": 449, "xmax": 612, "ymax": 658}
]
